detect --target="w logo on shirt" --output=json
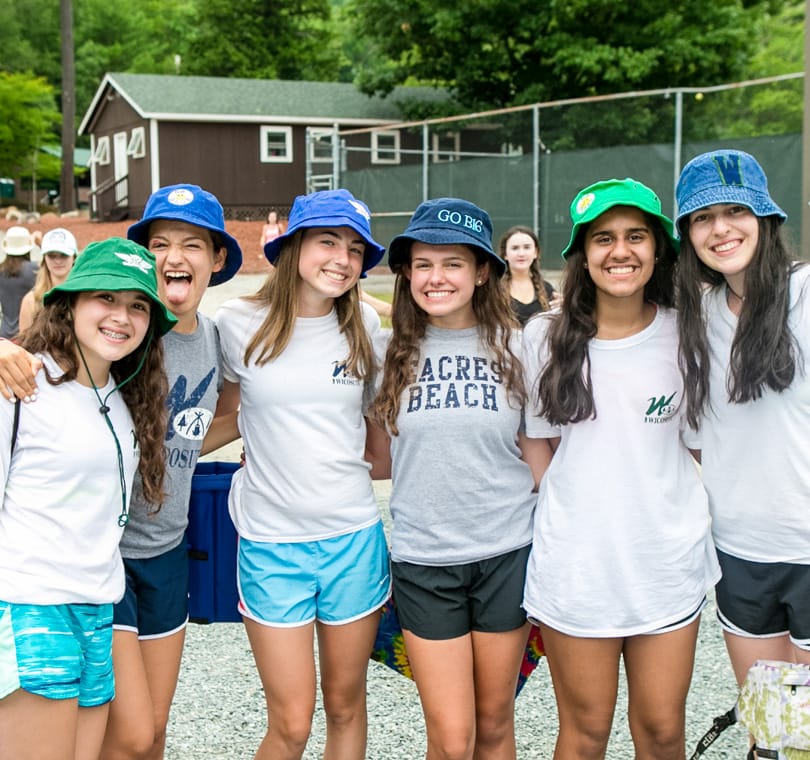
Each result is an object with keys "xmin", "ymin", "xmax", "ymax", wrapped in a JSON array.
[
  {"xmin": 712, "ymin": 154, "xmax": 745, "ymax": 186},
  {"xmin": 644, "ymin": 392, "xmax": 677, "ymax": 423},
  {"xmin": 331, "ymin": 360, "xmax": 360, "ymax": 386}
]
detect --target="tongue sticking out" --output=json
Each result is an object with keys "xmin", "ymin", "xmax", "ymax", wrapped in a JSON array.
[{"xmin": 164, "ymin": 274, "xmax": 192, "ymax": 305}]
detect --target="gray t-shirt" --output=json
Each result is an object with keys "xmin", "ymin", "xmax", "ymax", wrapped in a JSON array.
[
  {"xmin": 0, "ymin": 260, "xmax": 36, "ymax": 338},
  {"xmin": 388, "ymin": 325, "xmax": 536, "ymax": 565},
  {"xmin": 120, "ymin": 314, "xmax": 223, "ymax": 558}
]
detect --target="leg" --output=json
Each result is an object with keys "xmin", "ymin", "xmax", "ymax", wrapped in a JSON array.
[
  {"xmin": 539, "ymin": 623, "xmax": 623, "ymax": 760},
  {"xmin": 623, "ymin": 618, "xmax": 700, "ymax": 760},
  {"xmin": 0, "ymin": 689, "xmax": 78, "ymax": 760},
  {"xmin": 75, "ymin": 703, "xmax": 110, "ymax": 760},
  {"xmin": 724, "ymin": 632, "xmax": 796, "ymax": 686},
  {"xmin": 138, "ymin": 629, "xmax": 185, "ymax": 758},
  {"xmin": 244, "ymin": 617, "xmax": 317, "ymax": 760},
  {"xmin": 403, "ymin": 630, "xmax": 476, "ymax": 760},
  {"xmin": 100, "ymin": 630, "xmax": 155, "ymax": 759},
  {"xmin": 470, "ymin": 623, "xmax": 529, "ymax": 760},
  {"xmin": 316, "ymin": 611, "xmax": 380, "ymax": 760}
]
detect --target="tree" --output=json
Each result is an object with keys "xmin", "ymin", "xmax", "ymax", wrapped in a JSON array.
[
  {"xmin": 60, "ymin": 0, "xmax": 77, "ymax": 212},
  {"xmin": 0, "ymin": 72, "xmax": 60, "ymax": 178},
  {"xmin": 183, "ymin": 0, "xmax": 341, "ymax": 81}
]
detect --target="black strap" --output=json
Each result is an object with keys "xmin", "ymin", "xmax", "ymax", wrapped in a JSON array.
[
  {"xmin": 10, "ymin": 398, "xmax": 20, "ymax": 457},
  {"xmin": 688, "ymin": 707, "xmax": 738, "ymax": 759}
]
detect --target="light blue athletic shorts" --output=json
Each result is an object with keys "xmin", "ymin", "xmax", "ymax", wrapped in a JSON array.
[
  {"xmin": 0, "ymin": 600, "xmax": 114, "ymax": 706},
  {"xmin": 238, "ymin": 521, "xmax": 391, "ymax": 627}
]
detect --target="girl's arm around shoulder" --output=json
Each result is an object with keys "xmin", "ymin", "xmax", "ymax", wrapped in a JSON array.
[
  {"xmin": 518, "ymin": 433, "xmax": 557, "ymax": 491},
  {"xmin": 200, "ymin": 379, "xmax": 241, "ymax": 456},
  {"xmin": 0, "ymin": 339, "xmax": 42, "ymax": 402},
  {"xmin": 364, "ymin": 417, "xmax": 392, "ymax": 480}
]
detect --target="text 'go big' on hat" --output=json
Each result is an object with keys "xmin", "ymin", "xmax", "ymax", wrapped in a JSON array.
[{"xmin": 387, "ymin": 198, "xmax": 506, "ymax": 276}]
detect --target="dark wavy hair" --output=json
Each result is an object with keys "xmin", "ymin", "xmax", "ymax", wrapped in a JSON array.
[
  {"xmin": 677, "ymin": 215, "xmax": 804, "ymax": 429},
  {"xmin": 371, "ymin": 245, "xmax": 524, "ymax": 435},
  {"xmin": 537, "ymin": 212, "xmax": 678, "ymax": 425},
  {"xmin": 19, "ymin": 293, "xmax": 170, "ymax": 505},
  {"xmin": 499, "ymin": 225, "xmax": 550, "ymax": 310}
]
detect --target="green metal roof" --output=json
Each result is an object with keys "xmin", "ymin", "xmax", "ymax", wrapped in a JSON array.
[{"xmin": 105, "ymin": 72, "xmax": 447, "ymax": 122}]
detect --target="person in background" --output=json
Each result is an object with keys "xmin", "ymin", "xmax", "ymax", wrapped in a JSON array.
[
  {"xmin": 19, "ymin": 227, "xmax": 79, "ymax": 332},
  {"xmin": 523, "ymin": 179, "xmax": 718, "ymax": 759},
  {"xmin": 499, "ymin": 226, "xmax": 560, "ymax": 325},
  {"xmin": 675, "ymin": 150, "xmax": 810, "ymax": 759},
  {"xmin": 0, "ymin": 226, "xmax": 38, "ymax": 339},
  {"xmin": 259, "ymin": 208, "xmax": 287, "ymax": 251},
  {"xmin": 0, "ymin": 237, "xmax": 175, "ymax": 760}
]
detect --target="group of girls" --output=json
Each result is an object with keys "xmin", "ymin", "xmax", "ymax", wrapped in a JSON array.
[{"xmin": 0, "ymin": 146, "xmax": 805, "ymax": 760}]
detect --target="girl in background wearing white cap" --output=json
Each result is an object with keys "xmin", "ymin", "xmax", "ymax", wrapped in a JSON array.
[
  {"xmin": 368, "ymin": 198, "xmax": 550, "ymax": 760},
  {"xmin": 676, "ymin": 151, "xmax": 810, "ymax": 757},
  {"xmin": 0, "ymin": 225, "xmax": 38, "ymax": 339},
  {"xmin": 214, "ymin": 189, "xmax": 389, "ymax": 760},
  {"xmin": 0, "ymin": 184, "xmax": 242, "ymax": 760},
  {"xmin": 0, "ymin": 237, "xmax": 175, "ymax": 760},
  {"xmin": 19, "ymin": 227, "xmax": 79, "ymax": 332},
  {"xmin": 522, "ymin": 179, "xmax": 718, "ymax": 759}
]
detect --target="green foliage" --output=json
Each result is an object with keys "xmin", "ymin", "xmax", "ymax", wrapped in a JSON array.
[{"xmin": 0, "ymin": 72, "xmax": 60, "ymax": 177}]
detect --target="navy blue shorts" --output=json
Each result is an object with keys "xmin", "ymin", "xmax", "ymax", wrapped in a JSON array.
[{"xmin": 113, "ymin": 541, "xmax": 189, "ymax": 638}]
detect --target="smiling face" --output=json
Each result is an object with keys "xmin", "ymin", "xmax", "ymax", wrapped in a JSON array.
[
  {"xmin": 687, "ymin": 203, "xmax": 760, "ymax": 292},
  {"xmin": 504, "ymin": 231, "xmax": 538, "ymax": 274},
  {"xmin": 584, "ymin": 206, "xmax": 656, "ymax": 303},
  {"xmin": 147, "ymin": 219, "xmax": 226, "ymax": 332},
  {"xmin": 296, "ymin": 227, "xmax": 365, "ymax": 316},
  {"xmin": 405, "ymin": 243, "xmax": 489, "ymax": 329},
  {"xmin": 72, "ymin": 290, "xmax": 152, "ymax": 386}
]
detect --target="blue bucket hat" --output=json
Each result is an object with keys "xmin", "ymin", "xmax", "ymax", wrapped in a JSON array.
[
  {"xmin": 675, "ymin": 150, "xmax": 786, "ymax": 234},
  {"xmin": 263, "ymin": 189, "xmax": 384, "ymax": 278},
  {"xmin": 127, "ymin": 184, "xmax": 243, "ymax": 286},
  {"xmin": 562, "ymin": 178, "xmax": 678, "ymax": 258},
  {"xmin": 387, "ymin": 198, "xmax": 506, "ymax": 276}
]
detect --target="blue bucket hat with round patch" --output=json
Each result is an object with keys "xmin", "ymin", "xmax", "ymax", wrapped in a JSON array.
[
  {"xmin": 127, "ymin": 184, "xmax": 243, "ymax": 286},
  {"xmin": 387, "ymin": 197, "xmax": 505, "ymax": 276},
  {"xmin": 263, "ymin": 189, "xmax": 384, "ymax": 278},
  {"xmin": 675, "ymin": 150, "xmax": 786, "ymax": 234}
]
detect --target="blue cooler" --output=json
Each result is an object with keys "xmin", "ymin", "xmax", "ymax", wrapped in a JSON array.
[{"xmin": 186, "ymin": 461, "xmax": 241, "ymax": 623}]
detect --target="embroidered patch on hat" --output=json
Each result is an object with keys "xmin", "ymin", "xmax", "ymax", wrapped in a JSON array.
[
  {"xmin": 349, "ymin": 200, "xmax": 371, "ymax": 221},
  {"xmin": 576, "ymin": 193, "xmax": 596, "ymax": 216},
  {"xmin": 167, "ymin": 188, "xmax": 194, "ymax": 206},
  {"xmin": 711, "ymin": 154, "xmax": 745, "ymax": 186},
  {"xmin": 115, "ymin": 252, "xmax": 153, "ymax": 273}
]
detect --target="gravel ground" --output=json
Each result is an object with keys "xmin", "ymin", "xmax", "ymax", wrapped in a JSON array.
[{"xmin": 186, "ymin": 274, "xmax": 749, "ymax": 759}]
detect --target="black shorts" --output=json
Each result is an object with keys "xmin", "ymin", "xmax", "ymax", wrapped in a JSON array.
[
  {"xmin": 391, "ymin": 545, "xmax": 530, "ymax": 640},
  {"xmin": 715, "ymin": 549, "xmax": 810, "ymax": 649}
]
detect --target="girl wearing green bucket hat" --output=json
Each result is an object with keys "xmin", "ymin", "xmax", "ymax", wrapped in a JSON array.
[
  {"xmin": 0, "ymin": 237, "xmax": 175, "ymax": 759},
  {"xmin": 522, "ymin": 179, "xmax": 719, "ymax": 759},
  {"xmin": 676, "ymin": 150, "xmax": 810, "ymax": 759}
]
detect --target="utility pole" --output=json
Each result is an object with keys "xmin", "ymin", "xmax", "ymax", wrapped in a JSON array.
[{"xmin": 59, "ymin": 0, "xmax": 77, "ymax": 213}]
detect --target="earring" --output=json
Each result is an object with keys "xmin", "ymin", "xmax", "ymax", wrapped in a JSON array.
[{"xmin": 476, "ymin": 279, "xmax": 483, "ymax": 285}]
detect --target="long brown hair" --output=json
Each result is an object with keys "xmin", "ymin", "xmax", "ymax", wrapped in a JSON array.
[
  {"xmin": 372, "ymin": 246, "xmax": 524, "ymax": 435},
  {"xmin": 0, "ymin": 253, "xmax": 30, "ymax": 277},
  {"xmin": 242, "ymin": 230, "xmax": 374, "ymax": 380},
  {"xmin": 19, "ymin": 293, "xmax": 169, "ymax": 505},
  {"xmin": 499, "ymin": 225, "xmax": 549, "ymax": 310}
]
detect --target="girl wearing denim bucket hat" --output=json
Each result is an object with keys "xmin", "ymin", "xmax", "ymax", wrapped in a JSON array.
[
  {"xmin": 0, "ymin": 237, "xmax": 175, "ymax": 760},
  {"xmin": 521, "ymin": 179, "xmax": 719, "ymax": 759},
  {"xmin": 368, "ymin": 197, "xmax": 550, "ymax": 760},
  {"xmin": 676, "ymin": 150, "xmax": 810, "ymax": 755},
  {"xmin": 0, "ymin": 183, "xmax": 242, "ymax": 759},
  {"xmin": 214, "ymin": 188, "xmax": 388, "ymax": 760}
]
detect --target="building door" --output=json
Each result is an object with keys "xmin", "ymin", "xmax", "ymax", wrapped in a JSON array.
[{"xmin": 113, "ymin": 132, "xmax": 128, "ymax": 206}]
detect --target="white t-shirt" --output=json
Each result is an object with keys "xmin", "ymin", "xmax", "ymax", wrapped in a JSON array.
[
  {"xmin": 0, "ymin": 355, "xmax": 138, "ymax": 605},
  {"xmin": 690, "ymin": 266, "xmax": 810, "ymax": 563},
  {"xmin": 216, "ymin": 297, "xmax": 381, "ymax": 542},
  {"xmin": 522, "ymin": 308, "xmax": 719, "ymax": 637}
]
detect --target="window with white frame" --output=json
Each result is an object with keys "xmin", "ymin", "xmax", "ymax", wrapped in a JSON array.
[
  {"xmin": 126, "ymin": 126, "xmax": 145, "ymax": 159},
  {"xmin": 92, "ymin": 136, "xmax": 110, "ymax": 166},
  {"xmin": 308, "ymin": 128, "xmax": 334, "ymax": 162},
  {"xmin": 260, "ymin": 126, "xmax": 293, "ymax": 163},
  {"xmin": 431, "ymin": 131, "xmax": 460, "ymax": 163},
  {"xmin": 371, "ymin": 130, "xmax": 401, "ymax": 164}
]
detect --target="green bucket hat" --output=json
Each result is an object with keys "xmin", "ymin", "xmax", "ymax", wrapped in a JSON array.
[
  {"xmin": 44, "ymin": 237, "xmax": 177, "ymax": 336},
  {"xmin": 561, "ymin": 178, "xmax": 678, "ymax": 258}
]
